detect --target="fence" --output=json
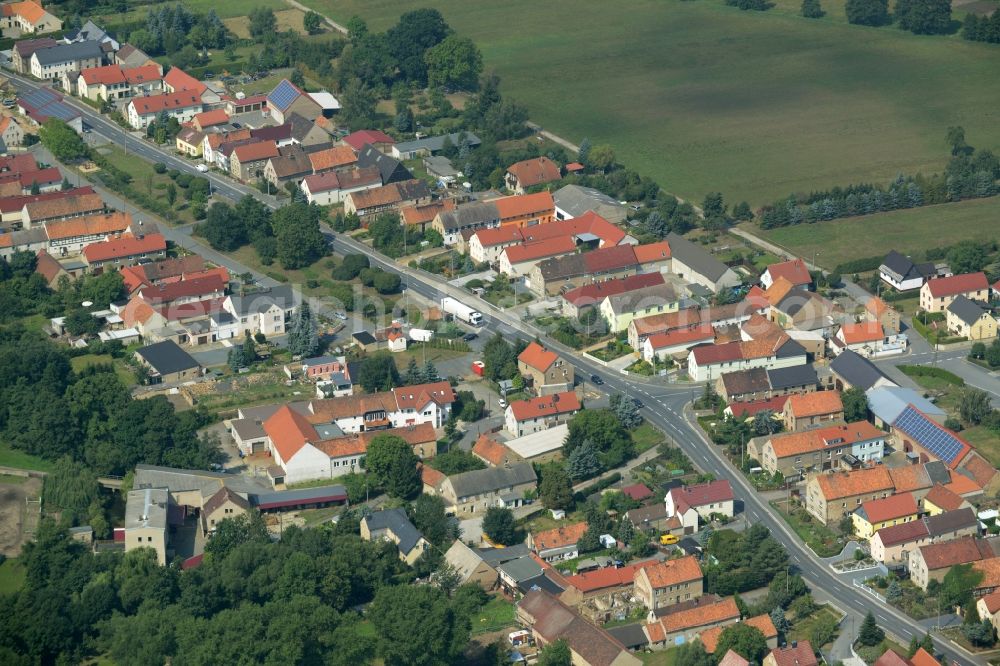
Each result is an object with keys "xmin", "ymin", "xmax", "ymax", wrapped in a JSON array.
[{"xmin": 852, "ymin": 578, "xmax": 886, "ymax": 603}]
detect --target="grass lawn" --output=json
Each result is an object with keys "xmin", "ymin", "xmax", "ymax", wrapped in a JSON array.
[
  {"xmin": 0, "ymin": 558, "xmax": 26, "ymax": 596},
  {"xmin": 755, "ymin": 196, "xmax": 1000, "ymax": 270},
  {"xmin": 641, "ymin": 647, "xmax": 682, "ymax": 666},
  {"xmin": 788, "ymin": 605, "xmax": 842, "ymax": 647},
  {"xmin": 70, "ymin": 354, "xmax": 135, "ymax": 386},
  {"xmin": 107, "ymin": 0, "xmax": 288, "ymax": 23},
  {"xmin": 94, "ymin": 147, "xmax": 201, "ymax": 226},
  {"xmin": 305, "ymin": 0, "xmax": 1000, "ymax": 206},
  {"xmin": 772, "ymin": 498, "xmax": 846, "ymax": 558},
  {"xmin": 958, "ymin": 426, "xmax": 1000, "ymax": 468},
  {"xmin": 631, "ymin": 422, "xmax": 665, "ymax": 454},
  {"xmin": 0, "ymin": 442, "xmax": 54, "ymax": 473},
  {"xmin": 470, "ymin": 596, "xmax": 516, "ymax": 636}
]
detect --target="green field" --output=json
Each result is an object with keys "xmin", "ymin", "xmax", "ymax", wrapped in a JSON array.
[
  {"xmin": 70, "ymin": 354, "xmax": 136, "ymax": 386},
  {"xmin": 0, "ymin": 443, "xmax": 53, "ymax": 473},
  {"xmin": 305, "ymin": 0, "xmax": 1000, "ymax": 206},
  {"xmin": 0, "ymin": 559, "xmax": 26, "ymax": 596},
  {"xmin": 755, "ymin": 196, "xmax": 1000, "ymax": 270}
]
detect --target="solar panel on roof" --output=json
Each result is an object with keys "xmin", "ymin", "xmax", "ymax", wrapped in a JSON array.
[
  {"xmin": 268, "ymin": 80, "xmax": 300, "ymax": 111},
  {"xmin": 893, "ymin": 406, "xmax": 965, "ymax": 464}
]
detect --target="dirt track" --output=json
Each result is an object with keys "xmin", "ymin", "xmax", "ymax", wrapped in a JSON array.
[{"xmin": 0, "ymin": 477, "xmax": 42, "ymax": 557}]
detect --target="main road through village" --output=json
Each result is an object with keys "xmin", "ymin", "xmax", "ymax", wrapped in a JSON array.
[{"xmin": 7, "ymin": 71, "xmax": 992, "ymax": 665}]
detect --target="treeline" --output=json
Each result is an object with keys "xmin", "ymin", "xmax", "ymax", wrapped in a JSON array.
[
  {"xmin": 0, "ymin": 516, "xmax": 509, "ymax": 665},
  {"xmin": 962, "ymin": 11, "xmax": 1000, "ymax": 43},
  {"xmin": 759, "ymin": 128, "xmax": 999, "ymax": 229}
]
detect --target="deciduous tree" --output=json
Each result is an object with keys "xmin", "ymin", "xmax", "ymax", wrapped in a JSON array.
[{"xmin": 365, "ymin": 434, "xmax": 420, "ymax": 499}]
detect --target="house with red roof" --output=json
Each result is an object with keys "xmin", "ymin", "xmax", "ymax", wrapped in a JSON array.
[
  {"xmin": 518, "ymin": 341, "xmax": 574, "ymax": 394},
  {"xmin": 1, "ymin": 1, "xmax": 62, "ymax": 35},
  {"xmin": 126, "ymin": 90, "xmax": 203, "ymax": 129},
  {"xmin": 505, "ymin": 390, "xmax": 581, "ymax": 437},
  {"xmin": 634, "ymin": 555, "xmax": 704, "ymax": 610},
  {"xmin": 529, "ymin": 521, "xmax": 589, "ymax": 562},
  {"xmin": 622, "ymin": 483, "xmax": 654, "ymax": 502},
  {"xmin": 764, "ymin": 641, "xmax": 818, "ymax": 666},
  {"xmin": 82, "ymin": 232, "xmax": 166, "ymax": 272},
  {"xmin": 852, "ymin": 492, "xmax": 919, "ymax": 539},
  {"xmin": 230, "ymin": 141, "xmax": 280, "ymax": 182},
  {"xmin": 492, "ymin": 191, "xmax": 556, "ymax": 228},
  {"xmin": 300, "ymin": 167, "xmax": 382, "ymax": 206},
  {"xmin": 192, "ymin": 108, "xmax": 229, "ymax": 131},
  {"xmin": 342, "ymin": 129, "xmax": 395, "ymax": 152},
  {"xmin": 761, "ymin": 258, "xmax": 812, "ymax": 291},
  {"xmin": 919, "ymin": 271, "xmax": 990, "ymax": 312},
  {"xmin": 499, "ymin": 236, "xmax": 578, "ymax": 279},
  {"xmin": 468, "ymin": 225, "xmax": 525, "ymax": 264},
  {"xmin": 505, "ymin": 156, "xmax": 562, "ymax": 194},
  {"xmin": 642, "ymin": 323, "xmax": 717, "ymax": 363},
  {"xmin": 138, "ymin": 272, "xmax": 227, "ymax": 307},
  {"xmin": 531, "ymin": 243, "xmax": 640, "ymax": 296},
  {"xmin": 665, "ymin": 480, "xmax": 734, "ymax": 533}
]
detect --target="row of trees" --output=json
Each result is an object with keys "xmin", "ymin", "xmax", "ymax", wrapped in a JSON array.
[
  {"xmin": 845, "ymin": 0, "xmax": 951, "ymax": 34},
  {"xmin": 127, "ymin": 5, "xmax": 229, "ymax": 57},
  {"xmin": 962, "ymin": 10, "xmax": 1000, "ymax": 43},
  {"xmin": 759, "ymin": 128, "xmax": 999, "ymax": 228}
]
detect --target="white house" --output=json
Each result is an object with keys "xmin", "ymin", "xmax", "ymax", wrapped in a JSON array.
[
  {"xmin": 504, "ymin": 391, "xmax": 581, "ymax": 437},
  {"xmin": 301, "ymin": 169, "xmax": 382, "ymax": 206},
  {"xmin": 664, "ymin": 480, "xmax": 734, "ymax": 535},
  {"xmin": 468, "ymin": 226, "xmax": 524, "ymax": 265},
  {"xmin": 126, "ymin": 91, "xmax": 203, "ymax": 130},
  {"xmin": 223, "ymin": 286, "xmax": 297, "ymax": 337}
]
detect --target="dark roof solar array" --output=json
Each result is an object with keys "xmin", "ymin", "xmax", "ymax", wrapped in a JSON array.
[{"xmin": 893, "ymin": 406, "xmax": 966, "ymax": 464}]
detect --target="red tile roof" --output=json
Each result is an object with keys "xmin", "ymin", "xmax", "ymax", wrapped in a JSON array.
[
  {"xmin": 765, "ymin": 258, "xmax": 812, "ymax": 286},
  {"xmin": 532, "ymin": 521, "xmax": 588, "ymax": 551},
  {"xmin": 44, "ymin": 212, "xmax": 131, "ymax": 241},
  {"xmin": 193, "ymin": 109, "xmax": 228, "ymax": 128},
  {"xmin": 701, "ymin": 614, "xmax": 777, "ymax": 653},
  {"xmin": 503, "ymin": 236, "xmax": 577, "ymax": 264},
  {"xmin": 19, "ymin": 167, "xmax": 61, "ymax": 189},
  {"xmin": 232, "ymin": 141, "xmax": 279, "ymax": 163},
  {"xmin": 392, "ymin": 381, "xmax": 455, "ymax": 410},
  {"xmin": 493, "ymin": 191, "xmax": 555, "ymax": 221},
  {"xmin": 474, "ymin": 225, "xmax": 524, "ymax": 248},
  {"xmin": 858, "ymin": 492, "xmax": 918, "ymax": 524},
  {"xmin": 34, "ymin": 249, "xmax": 64, "ymax": 283},
  {"xmin": 562, "ymin": 272, "xmax": 664, "ymax": 307},
  {"xmin": 401, "ymin": 200, "xmax": 455, "ymax": 227},
  {"xmin": 979, "ymin": 591, "xmax": 1000, "ymax": 615},
  {"xmin": 0, "ymin": 186, "xmax": 95, "ymax": 214},
  {"xmin": 768, "ymin": 641, "xmax": 818, "ymax": 666},
  {"xmin": 646, "ymin": 323, "xmax": 716, "ymax": 351},
  {"xmin": 130, "ymin": 91, "xmax": 202, "ymax": 115},
  {"xmin": 840, "ymin": 320, "xmax": 884, "ymax": 345},
  {"xmin": 472, "ymin": 434, "xmax": 511, "ymax": 466},
  {"xmin": 508, "ymin": 391, "xmax": 581, "ymax": 422},
  {"xmin": 308, "ymin": 145, "xmax": 358, "ymax": 172},
  {"xmin": 657, "ymin": 595, "xmax": 736, "ymax": 633},
  {"xmin": 163, "ymin": 67, "xmax": 206, "ymax": 95},
  {"xmin": 785, "ymin": 391, "xmax": 843, "ymax": 418},
  {"xmin": 123, "ymin": 64, "xmax": 162, "ymax": 85},
  {"xmin": 80, "ymin": 64, "xmax": 126, "ymax": 86},
  {"xmin": 520, "ymin": 211, "xmax": 626, "ymax": 247},
  {"xmin": 667, "ymin": 480, "xmax": 734, "ymax": 510},
  {"xmin": 641, "ymin": 555, "xmax": 703, "ymax": 591},
  {"xmin": 622, "ymin": 483, "xmax": 654, "ymax": 501},
  {"xmin": 507, "ymin": 156, "xmax": 561, "ymax": 188},
  {"xmin": 82, "ymin": 232, "xmax": 165, "ymax": 263},
  {"xmin": 924, "ymin": 272, "xmax": 989, "ymax": 298},
  {"xmin": 909, "ymin": 649, "xmax": 937, "ymax": 666},
  {"xmin": 583, "ymin": 243, "xmax": 637, "ymax": 273},
  {"xmin": 4, "ymin": 1, "xmax": 49, "ymax": 26},
  {"xmin": 769, "ymin": 421, "xmax": 884, "ymax": 459},
  {"xmin": 302, "ymin": 167, "xmax": 381, "ymax": 194},
  {"xmin": 874, "ymin": 519, "xmax": 929, "ymax": 547},
  {"xmin": 420, "ymin": 463, "xmax": 446, "ymax": 489},
  {"xmin": 691, "ymin": 341, "xmax": 743, "ymax": 365},
  {"xmin": 816, "ymin": 466, "xmax": 895, "ymax": 500},
  {"xmin": 564, "ymin": 559, "xmax": 659, "ymax": 593},
  {"xmin": 918, "ymin": 535, "xmax": 992, "ymax": 570},
  {"xmin": 263, "ymin": 405, "xmax": 318, "ymax": 462},
  {"xmin": 518, "ymin": 341, "xmax": 559, "ymax": 372},
  {"xmin": 875, "ymin": 649, "xmax": 911, "ymax": 666},
  {"xmin": 728, "ymin": 395, "xmax": 790, "ymax": 419},
  {"xmin": 924, "ymin": 484, "xmax": 966, "ymax": 512},
  {"xmin": 138, "ymin": 273, "xmax": 226, "ymax": 304},
  {"xmin": 634, "ymin": 241, "xmax": 672, "ymax": 264},
  {"xmin": 342, "ymin": 129, "xmax": 395, "ymax": 151}
]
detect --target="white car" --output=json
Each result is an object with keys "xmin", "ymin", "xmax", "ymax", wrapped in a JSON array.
[
  {"xmin": 498, "ymin": 398, "xmax": 508, "ymax": 408},
  {"xmin": 196, "ymin": 164, "xmax": 209, "ymax": 173},
  {"xmin": 334, "ymin": 312, "xmax": 347, "ymax": 321}
]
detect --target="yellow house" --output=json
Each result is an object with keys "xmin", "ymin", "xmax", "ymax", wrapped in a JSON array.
[
  {"xmin": 922, "ymin": 484, "xmax": 970, "ymax": 516},
  {"xmin": 598, "ymin": 282, "xmax": 679, "ymax": 333},
  {"xmin": 852, "ymin": 492, "xmax": 919, "ymax": 540},
  {"xmin": 175, "ymin": 128, "xmax": 204, "ymax": 158},
  {"xmin": 946, "ymin": 295, "xmax": 997, "ymax": 341}
]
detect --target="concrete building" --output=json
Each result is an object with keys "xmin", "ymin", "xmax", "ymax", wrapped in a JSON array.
[
  {"xmin": 518, "ymin": 341, "xmax": 574, "ymax": 395},
  {"xmin": 124, "ymin": 487, "xmax": 169, "ymax": 565}
]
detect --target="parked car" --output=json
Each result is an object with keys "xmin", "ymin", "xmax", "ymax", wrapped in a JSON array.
[
  {"xmin": 334, "ymin": 312, "xmax": 347, "ymax": 321},
  {"xmin": 590, "ymin": 374, "xmax": 604, "ymax": 385},
  {"xmin": 462, "ymin": 332, "xmax": 478, "ymax": 341},
  {"xmin": 196, "ymin": 164, "xmax": 209, "ymax": 172},
  {"xmin": 498, "ymin": 398, "xmax": 508, "ymax": 408},
  {"xmin": 659, "ymin": 534, "xmax": 679, "ymax": 545}
]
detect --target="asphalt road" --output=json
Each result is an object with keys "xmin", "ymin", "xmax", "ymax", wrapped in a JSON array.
[{"xmin": 9, "ymin": 71, "xmax": 987, "ymax": 664}]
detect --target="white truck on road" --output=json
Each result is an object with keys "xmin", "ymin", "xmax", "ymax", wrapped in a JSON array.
[
  {"xmin": 409, "ymin": 328, "xmax": 434, "ymax": 342},
  {"xmin": 441, "ymin": 297, "xmax": 483, "ymax": 327}
]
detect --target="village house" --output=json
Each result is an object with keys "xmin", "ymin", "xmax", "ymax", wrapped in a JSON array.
[
  {"xmin": 360, "ymin": 508, "xmax": 430, "ymax": 566},
  {"xmin": 0, "ymin": 117, "xmax": 24, "ymax": 148},
  {"xmin": 560, "ymin": 559, "xmax": 660, "ymax": 613},
  {"xmin": 114, "ymin": 43, "xmax": 158, "ymax": 70},
  {"xmin": 761, "ymin": 258, "xmax": 812, "ymax": 290},
  {"xmin": 223, "ymin": 286, "xmax": 297, "ymax": 337},
  {"xmin": 517, "ymin": 590, "xmax": 642, "ymax": 666},
  {"xmin": 831, "ymin": 320, "xmax": 888, "ymax": 357},
  {"xmin": 134, "ymin": 340, "xmax": 201, "ymax": 384},
  {"xmin": 423, "ymin": 462, "xmax": 537, "ymax": 516},
  {"xmin": 493, "ymin": 191, "xmax": 556, "ymax": 228},
  {"xmin": 552, "ymin": 183, "xmax": 628, "ymax": 225},
  {"xmin": 442, "ymin": 540, "xmax": 502, "ymax": 590},
  {"xmin": 472, "ymin": 433, "xmax": 521, "ymax": 467},
  {"xmin": 665, "ymin": 232, "xmax": 740, "ymax": 293},
  {"xmin": 643, "ymin": 324, "xmax": 717, "ymax": 364},
  {"xmin": 866, "ymin": 386, "xmax": 945, "ymax": 430},
  {"xmin": 1, "ymin": 0, "xmax": 62, "ymax": 34},
  {"xmin": 263, "ymin": 145, "xmax": 312, "ymax": 188},
  {"xmin": 627, "ymin": 503, "xmax": 675, "ymax": 536},
  {"xmin": 11, "ymin": 37, "xmax": 56, "ymax": 73},
  {"xmin": 909, "ymin": 535, "xmax": 996, "ymax": 590},
  {"xmin": 265, "ymin": 79, "xmax": 322, "ymax": 125},
  {"xmin": 505, "ymin": 390, "xmax": 582, "ymax": 436},
  {"xmin": 946, "ymin": 295, "xmax": 997, "ymax": 341},
  {"xmin": 879, "ymin": 250, "xmax": 945, "ymax": 292},
  {"xmin": 852, "ymin": 492, "xmax": 919, "ymax": 540},
  {"xmin": 629, "ymin": 301, "xmax": 765, "ymax": 353},
  {"xmin": 230, "ymin": 141, "xmax": 280, "ymax": 183},
  {"xmin": 805, "ymin": 466, "xmax": 895, "ymax": 525},
  {"xmin": 764, "ymin": 642, "xmax": 818, "ymax": 666},
  {"xmin": 866, "ymin": 296, "xmax": 901, "ymax": 334},
  {"xmin": 687, "ymin": 317, "xmax": 808, "ymax": 382},
  {"xmin": 870, "ymin": 508, "xmax": 978, "ymax": 566},
  {"xmin": 433, "ymin": 201, "xmax": 501, "ymax": 246},
  {"xmin": 124, "ymin": 487, "xmax": 169, "ymax": 565},
  {"xmin": 752, "ymin": 421, "xmax": 886, "ymax": 478},
  {"xmin": 21, "ymin": 191, "xmax": 105, "ymax": 228},
  {"xmin": 126, "ymin": 90, "xmax": 203, "ymax": 130},
  {"xmin": 829, "ymin": 349, "xmax": 896, "ymax": 392},
  {"xmin": 700, "ymin": 615, "xmax": 778, "ymax": 655},
  {"xmin": 82, "ymin": 232, "xmax": 167, "ymax": 273},
  {"xmin": 499, "ymin": 237, "xmax": 578, "ymax": 280},
  {"xmin": 174, "ymin": 128, "xmax": 204, "ymax": 158},
  {"xmin": 342, "ymin": 129, "xmax": 395, "ymax": 153},
  {"xmin": 919, "ymin": 272, "xmax": 990, "ymax": 313},
  {"xmin": 518, "ymin": 341, "xmax": 574, "ymax": 395},
  {"xmin": 644, "ymin": 596, "xmax": 738, "ymax": 649},
  {"xmin": 782, "ymin": 391, "xmax": 844, "ymax": 430},
  {"xmin": 599, "ymin": 282, "xmax": 680, "ymax": 333},
  {"xmin": 664, "ymin": 480, "xmax": 734, "ymax": 534},
  {"xmin": 922, "ymin": 484, "xmax": 972, "ymax": 516},
  {"xmin": 468, "ymin": 226, "xmax": 525, "ymax": 265},
  {"xmin": 392, "ymin": 131, "xmax": 481, "ymax": 160},
  {"xmin": 43, "ymin": 211, "xmax": 133, "ymax": 256},
  {"xmin": 634, "ymin": 555, "xmax": 704, "ymax": 610},
  {"xmin": 300, "ymin": 167, "xmax": 382, "ymax": 206},
  {"xmin": 529, "ymin": 521, "xmax": 589, "ymax": 562},
  {"xmin": 505, "ymin": 156, "xmax": 562, "ymax": 194},
  {"xmin": 971, "ymin": 558, "xmax": 1000, "ymax": 597},
  {"xmin": 343, "ymin": 179, "xmax": 431, "ymax": 219},
  {"xmin": 400, "ymin": 199, "xmax": 455, "ymax": 234},
  {"xmin": 77, "ymin": 63, "xmax": 162, "ymax": 102},
  {"xmin": 531, "ymin": 244, "xmax": 639, "ymax": 296},
  {"xmin": 718, "ymin": 365, "xmax": 818, "ymax": 403},
  {"xmin": 201, "ymin": 486, "xmax": 249, "ymax": 535}
]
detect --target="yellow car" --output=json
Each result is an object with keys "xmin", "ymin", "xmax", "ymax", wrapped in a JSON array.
[{"xmin": 659, "ymin": 534, "xmax": 679, "ymax": 545}]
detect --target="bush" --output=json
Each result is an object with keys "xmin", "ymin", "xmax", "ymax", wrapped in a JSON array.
[
  {"xmin": 834, "ymin": 256, "xmax": 883, "ymax": 274},
  {"xmin": 153, "ymin": 162, "xmax": 167, "ymax": 174}
]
